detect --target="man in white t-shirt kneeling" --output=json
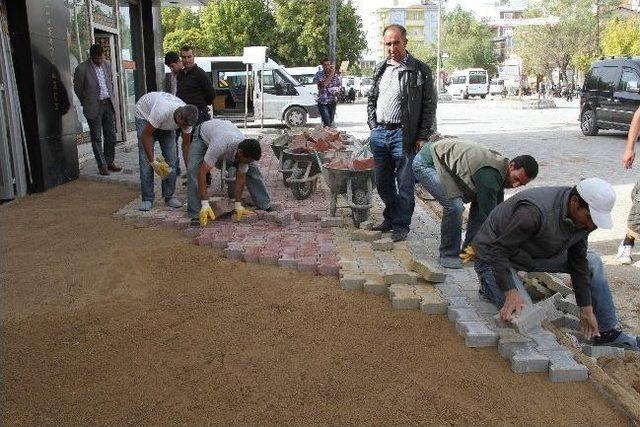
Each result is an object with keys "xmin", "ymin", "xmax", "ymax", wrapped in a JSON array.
[
  {"xmin": 135, "ymin": 91, "xmax": 198, "ymax": 211},
  {"xmin": 187, "ymin": 119, "xmax": 273, "ymax": 226}
]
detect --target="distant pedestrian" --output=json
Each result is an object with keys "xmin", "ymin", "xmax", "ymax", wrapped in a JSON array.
[
  {"xmin": 313, "ymin": 58, "xmax": 341, "ymax": 127},
  {"xmin": 73, "ymin": 44, "xmax": 121, "ymax": 176},
  {"xmin": 617, "ymin": 106, "xmax": 640, "ymax": 264},
  {"xmin": 367, "ymin": 24, "xmax": 437, "ymax": 242}
]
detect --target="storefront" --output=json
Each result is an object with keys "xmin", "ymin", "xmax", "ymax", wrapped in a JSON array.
[{"xmin": 1, "ymin": 0, "xmax": 164, "ymax": 196}]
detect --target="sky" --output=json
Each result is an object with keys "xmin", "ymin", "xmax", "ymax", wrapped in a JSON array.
[{"xmin": 353, "ymin": 0, "xmax": 498, "ymax": 59}]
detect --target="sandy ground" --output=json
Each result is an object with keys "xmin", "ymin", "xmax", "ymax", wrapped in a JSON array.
[{"xmin": 0, "ymin": 179, "xmax": 631, "ymax": 425}]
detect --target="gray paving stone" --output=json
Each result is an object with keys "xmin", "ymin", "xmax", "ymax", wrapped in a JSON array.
[
  {"xmin": 498, "ymin": 332, "xmax": 534, "ymax": 359},
  {"xmin": 445, "ymin": 296, "xmax": 472, "ymax": 307},
  {"xmin": 435, "ymin": 283, "xmax": 462, "ymax": 298},
  {"xmin": 372, "ymin": 238, "xmax": 394, "ymax": 251},
  {"xmin": 390, "ymin": 290, "xmax": 421, "ymax": 310},
  {"xmin": 581, "ymin": 344, "xmax": 625, "ymax": 359},
  {"xmin": 363, "ymin": 280, "xmax": 387, "ymax": 295},
  {"xmin": 511, "ymin": 349, "xmax": 550, "ymax": 373},
  {"xmin": 321, "ymin": 216, "xmax": 344, "ymax": 228},
  {"xmin": 548, "ymin": 359, "xmax": 589, "ymax": 382},
  {"xmin": 471, "ymin": 300, "xmax": 498, "ymax": 315},
  {"xmin": 528, "ymin": 272, "xmax": 574, "ymax": 297},
  {"xmin": 410, "ymin": 258, "xmax": 446, "ymax": 283},
  {"xmin": 383, "ymin": 271, "xmax": 418, "ymax": 285},
  {"xmin": 461, "ymin": 321, "xmax": 498, "ymax": 347},
  {"xmin": 551, "ymin": 314, "xmax": 581, "ymax": 331},
  {"xmin": 420, "ymin": 291, "xmax": 448, "ymax": 315},
  {"xmin": 448, "ymin": 307, "xmax": 481, "ymax": 322},
  {"xmin": 340, "ymin": 275, "xmax": 365, "ymax": 291},
  {"xmin": 351, "ymin": 229, "xmax": 383, "ymax": 242},
  {"xmin": 510, "ymin": 304, "xmax": 546, "ymax": 334}
]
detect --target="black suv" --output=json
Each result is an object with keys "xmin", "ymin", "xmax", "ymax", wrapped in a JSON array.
[{"xmin": 580, "ymin": 57, "xmax": 640, "ymax": 136}]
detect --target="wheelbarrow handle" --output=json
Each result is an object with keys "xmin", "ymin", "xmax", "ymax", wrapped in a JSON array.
[
  {"xmin": 351, "ymin": 138, "xmax": 371, "ymax": 159},
  {"xmin": 310, "ymin": 149, "xmax": 324, "ymax": 170}
]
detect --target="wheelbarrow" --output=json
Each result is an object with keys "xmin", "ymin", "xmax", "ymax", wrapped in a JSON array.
[
  {"xmin": 281, "ymin": 148, "xmax": 326, "ymax": 200},
  {"xmin": 320, "ymin": 143, "xmax": 375, "ymax": 226},
  {"xmin": 269, "ymin": 133, "xmax": 293, "ymax": 187}
]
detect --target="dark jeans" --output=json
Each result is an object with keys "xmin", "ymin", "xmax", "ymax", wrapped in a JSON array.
[
  {"xmin": 370, "ymin": 127, "xmax": 415, "ymax": 233},
  {"xmin": 318, "ymin": 102, "xmax": 336, "ymax": 127},
  {"xmin": 86, "ymin": 100, "xmax": 116, "ymax": 168}
]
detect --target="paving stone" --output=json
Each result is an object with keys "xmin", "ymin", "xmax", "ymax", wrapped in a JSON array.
[
  {"xmin": 460, "ymin": 321, "xmax": 498, "ymax": 347},
  {"xmin": 498, "ymin": 331, "xmax": 534, "ymax": 359},
  {"xmin": 363, "ymin": 280, "xmax": 387, "ymax": 295},
  {"xmin": 510, "ymin": 348, "xmax": 550, "ymax": 373},
  {"xmin": 448, "ymin": 307, "xmax": 481, "ymax": 322},
  {"xmin": 548, "ymin": 359, "xmax": 589, "ymax": 382},
  {"xmin": 581, "ymin": 344, "xmax": 625, "ymax": 359},
  {"xmin": 278, "ymin": 257, "xmax": 298, "ymax": 269},
  {"xmin": 320, "ymin": 216, "xmax": 344, "ymax": 228},
  {"xmin": 351, "ymin": 229, "xmax": 383, "ymax": 242},
  {"xmin": 471, "ymin": 300, "xmax": 498, "ymax": 315},
  {"xmin": 551, "ymin": 314, "xmax": 581, "ymax": 331},
  {"xmin": 383, "ymin": 271, "xmax": 418, "ymax": 285},
  {"xmin": 445, "ymin": 296, "xmax": 472, "ymax": 308},
  {"xmin": 390, "ymin": 290, "xmax": 421, "ymax": 310},
  {"xmin": 419, "ymin": 290, "xmax": 448, "ymax": 315},
  {"xmin": 318, "ymin": 264, "xmax": 339, "ymax": 276},
  {"xmin": 434, "ymin": 283, "xmax": 462, "ymax": 298},
  {"xmin": 297, "ymin": 259, "xmax": 318, "ymax": 273},
  {"xmin": 528, "ymin": 272, "xmax": 574, "ymax": 297},
  {"xmin": 297, "ymin": 212, "xmax": 320, "ymax": 223},
  {"xmin": 372, "ymin": 238, "xmax": 394, "ymax": 251},
  {"xmin": 509, "ymin": 304, "xmax": 546, "ymax": 334},
  {"xmin": 223, "ymin": 247, "xmax": 244, "ymax": 260},
  {"xmin": 276, "ymin": 212, "xmax": 294, "ymax": 226},
  {"xmin": 525, "ymin": 278, "xmax": 554, "ymax": 300},
  {"xmin": 340, "ymin": 275, "xmax": 365, "ymax": 291},
  {"xmin": 556, "ymin": 294, "xmax": 579, "ymax": 317},
  {"xmin": 410, "ymin": 258, "xmax": 446, "ymax": 283}
]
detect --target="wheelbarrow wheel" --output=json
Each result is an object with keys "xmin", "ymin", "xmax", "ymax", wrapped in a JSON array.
[
  {"xmin": 281, "ymin": 159, "xmax": 293, "ymax": 187},
  {"xmin": 290, "ymin": 167, "xmax": 314, "ymax": 200},
  {"xmin": 351, "ymin": 188, "xmax": 370, "ymax": 226}
]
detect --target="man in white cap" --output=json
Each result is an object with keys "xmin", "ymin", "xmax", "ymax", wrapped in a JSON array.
[{"xmin": 469, "ymin": 178, "xmax": 639, "ymax": 350}]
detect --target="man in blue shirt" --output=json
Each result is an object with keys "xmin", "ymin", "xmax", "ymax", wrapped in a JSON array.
[{"xmin": 312, "ymin": 58, "xmax": 341, "ymax": 127}]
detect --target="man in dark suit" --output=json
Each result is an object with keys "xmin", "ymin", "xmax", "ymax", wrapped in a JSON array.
[{"xmin": 73, "ymin": 44, "xmax": 121, "ymax": 175}]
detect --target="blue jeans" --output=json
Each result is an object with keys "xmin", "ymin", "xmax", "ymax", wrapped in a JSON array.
[
  {"xmin": 413, "ymin": 151, "xmax": 485, "ymax": 257},
  {"xmin": 186, "ymin": 134, "xmax": 271, "ymax": 218},
  {"xmin": 318, "ymin": 102, "xmax": 336, "ymax": 127},
  {"xmin": 474, "ymin": 251, "xmax": 618, "ymax": 332},
  {"xmin": 370, "ymin": 127, "xmax": 415, "ymax": 233},
  {"xmin": 136, "ymin": 118, "xmax": 178, "ymax": 202}
]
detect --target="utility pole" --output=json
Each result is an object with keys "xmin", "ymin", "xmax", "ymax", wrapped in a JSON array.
[
  {"xmin": 436, "ymin": 0, "xmax": 442, "ymax": 95},
  {"xmin": 329, "ymin": 0, "xmax": 338, "ymax": 64}
]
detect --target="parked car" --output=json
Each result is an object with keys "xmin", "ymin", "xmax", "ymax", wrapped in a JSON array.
[
  {"xmin": 580, "ymin": 56, "xmax": 640, "ymax": 136},
  {"xmin": 360, "ymin": 77, "xmax": 374, "ymax": 97},
  {"xmin": 447, "ymin": 68, "xmax": 489, "ymax": 99},
  {"xmin": 489, "ymin": 78, "xmax": 505, "ymax": 96}
]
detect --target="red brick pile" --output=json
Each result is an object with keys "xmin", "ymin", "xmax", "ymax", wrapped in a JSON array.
[
  {"xmin": 288, "ymin": 126, "xmax": 346, "ymax": 153},
  {"xmin": 324, "ymin": 157, "xmax": 375, "ymax": 171}
]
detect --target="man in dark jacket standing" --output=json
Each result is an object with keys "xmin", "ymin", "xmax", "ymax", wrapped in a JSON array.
[
  {"xmin": 73, "ymin": 44, "xmax": 121, "ymax": 176},
  {"xmin": 367, "ymin": 24, "xmax": 437, "ymax": 242},
  {"xmin": 471, "ymin": 178, "xmax": 639, "ymax": 350}
]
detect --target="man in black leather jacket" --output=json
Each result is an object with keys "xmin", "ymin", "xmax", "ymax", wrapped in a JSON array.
[{"xmin": 367, "ymin": 24, "xmax": 437, "ymax": 241}]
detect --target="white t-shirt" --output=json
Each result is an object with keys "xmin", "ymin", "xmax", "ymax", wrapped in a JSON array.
[
  {"xmin": 200, "ymin": 119, "xmax": 251, "ymax": 172},
  {"xmin": 135, "ymin": 92, "xmax": 193, "ymax": 133}
]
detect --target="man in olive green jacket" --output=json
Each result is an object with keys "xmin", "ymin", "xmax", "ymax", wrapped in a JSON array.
[{"xmin": 413, "ymin": 138, "xmax": 538, "ymax": 269}]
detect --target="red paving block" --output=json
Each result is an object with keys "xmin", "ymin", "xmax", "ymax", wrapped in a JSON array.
[
  {"xmin": 318, "ymin": 264, "xmax": 339, "ymax": 276},
  {"xmin": 243, "ymin": 249, "xmax": 261, "ymax": 263},
  {"xmin": 210, "ymin": 237, "xmax": 230, "ymax": 249},
  {"xmin": 259, "ymin": 250, "xmax": 279, "ymax": 265},
  {"xmin": 297, "ymin": 258, "xmax": 318, "ymax": 273}
]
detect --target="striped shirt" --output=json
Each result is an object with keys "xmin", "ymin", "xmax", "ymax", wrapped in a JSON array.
[
  {"xmin": 375, "ymin": 57, "xmax": 407, "ymax": 124},
  {"xmin": 93, "ymin": 63, "xmax": 110, "ymax": 100}
]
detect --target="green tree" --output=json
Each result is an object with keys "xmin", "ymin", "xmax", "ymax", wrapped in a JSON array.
[
  {"xmin": 407, "ymin": 40, "xmax": 437, "ymax": 72},
  {"xmin": 200, "ymin": 0, "xmax": 275, "ymax": 56},
  {"xmin": 163, "ymin": 28, "xmax": 209, "ymax": 56},
  {"xmin": 161, "ymin": 6, "xmax": 181, "ymax": 35},
  {"xmin": 601, "ymin": 16, "xmax": 640, "ymax": 56},
  {"xmin": 272, "ymin": 0, "xmax": 366, "ymax": 66},
  {"xmin": 514, "ymin": 0, "xmax": 619, "ymax": 81},
  {"xmin": 441, "ymin": 6, "xmax": 497, "ymax": 75}
]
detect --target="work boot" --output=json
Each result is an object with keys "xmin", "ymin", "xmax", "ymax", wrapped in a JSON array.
[
  {"xmin": 107, "ymin": 163, "xmax": 122, "ymax": 172},
  {"xmin": 615, "ymin": 242, "xmax": 633, "ymax": 265},
  {"xmin": 439, "ymin": 256, "xmax": 462, "ymax": 269},
  {"xmin": 98, "ymin": 165, "xmax": 110, "ymax": 176},
  {"xmin": 391, "ymin": 230, "xmax": 408, "ymax": 242},
  {"xmin": 139, "ymin": 200, "xmax": 152, "ymax": 211},
  {"xmin": 165, "ymin": 197, "xmax": 183, "ymax": 208}
]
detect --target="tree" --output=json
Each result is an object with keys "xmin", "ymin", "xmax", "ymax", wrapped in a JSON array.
[
  {"xmin": 601, "ymin": 16, "xmax": 640, "ymax": 57},
  {"xmin": 161, "ymin": 7, "xmax": 181, "ymax": 36},
  {"xmin": 200, "ymin": 0, "xmax": 275, "ymax": 56},
  {"xmin": 407, "ymin": 40, "xmax": 437, "ymax": 72},
  {"xmin": 163, "ymin": 28, "xmax": 209, "ymax": 56},
  {"xmin": 441, "ymin": 6, "xmax": 497, "ymax": 75},
  {"xmin": 514, "ymin": 0, "xmax": 619, "ymax": 82},
  {"xmin": 272, "ymin": 0, "xmax": 366, "ymax": 67}
]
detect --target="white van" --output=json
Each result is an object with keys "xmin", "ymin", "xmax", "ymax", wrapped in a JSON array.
[
  {"xmin": 167, "ymin": 57, "xmax": 319, "ymax": 127},
  {"xmin": 360, "ymin": 76, "xmax": 374, "ymax": 97},
  {"xmin": 489, "ymin": 78, "xmax": 505, "ymax": 96},
  {"xmin": 285, "ymin": 66, "xmax": 320, "ymax": 96},
  {"xmin": 447, "ymin": 68, "xmax": 489, "ymax": 99}
]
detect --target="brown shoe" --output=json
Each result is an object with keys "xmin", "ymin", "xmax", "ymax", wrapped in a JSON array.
[
  {"xmin": 99, "ymin": 165, "xmax": 110, "ymax": 176},
  {"xmin": 107, "ymin": 163, "xmax": 122, "ymax": 172}
]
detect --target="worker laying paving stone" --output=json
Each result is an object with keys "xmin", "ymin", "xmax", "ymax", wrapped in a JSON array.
[
  {"xmin": 186, "ymin": 119, "xmax": 274, "ymax": 226},
  {"xmin": 469, "ymin": 177, "xmax": 640, "ymax": 351}
]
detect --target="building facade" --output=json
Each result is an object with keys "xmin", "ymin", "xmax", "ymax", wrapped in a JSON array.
[
  {"xmin": 0, "ymin": 0, "xmax": 186, "ymax": 199},
  {"xmin": 374, "ymin": 3, "xmax": 438, "ymax": 60}
]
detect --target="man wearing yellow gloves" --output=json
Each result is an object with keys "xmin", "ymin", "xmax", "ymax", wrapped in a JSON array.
[
  {"xmin": 135, "ymin": 91, "xmax": 198, "ymax": 211},
  {"xmin": 186, "ymin": 119, "xmax": 273, "ymax": 226}
]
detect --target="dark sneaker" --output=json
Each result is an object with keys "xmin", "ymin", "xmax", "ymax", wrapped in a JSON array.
[
  {"xmin": 594, "ymin": 329, "xmax": 639, "ymax": 351},
  {"xmin": 372, "ymin": 222, "xmax": 392, "ymax": 232},
  {"xmin": 189, "ymin": 218, "xmax": 201, "ymax": 227},
  {"xmin": 391, "ymin": 231, "xmax": 408, "ymax": 242}
]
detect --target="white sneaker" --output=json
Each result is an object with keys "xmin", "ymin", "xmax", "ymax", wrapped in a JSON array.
[{"xmin": 616, "ymin": 242, "xmax": 633, "ymax": 265}]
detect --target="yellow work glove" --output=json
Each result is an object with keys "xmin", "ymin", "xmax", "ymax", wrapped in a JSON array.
[
  {"xmin": 150, "ymin": 157, "xmax": 172, "ymax": 180},
  {"xmin": 459, "ymin": 245, "xmax": 476, "ymax": 264},
  {"xmin": 234, "ymin": 201, "xmax": 255, "ymax": 221},
  {"xmin": 199, "ymin": 200, "xmax": 216, "ymax": 226}
]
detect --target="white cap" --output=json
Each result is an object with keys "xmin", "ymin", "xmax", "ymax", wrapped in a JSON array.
[{"xmin": 576, "ymin": 177, "xmax": 616, "ymax": 229}]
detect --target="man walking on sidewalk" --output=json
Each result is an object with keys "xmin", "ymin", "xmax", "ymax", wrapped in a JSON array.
[
  {"xmin": 135, "ymin": 92, "xmax": 198, "ymax": 211},
  {"xmin": 470, "ymin": 178, "xmax": 639, "ymax": 350},
  {"xmin": 73, "ymin": 44, "xmax": 121, "ymax": 176},
  {"xmin": 367, "ymin": 24, "xmax": 437, "ymax": 242},
  {"xmin": 617, "ymin": 106, "xmax": 640, "ymax": 264},
  {"xmin": 413, "ymin": 138, "xmax": 538, "ymax": 268},
  {"xmin": 313, "ymin": 58, "xmax": 341, "ymax": 127}
]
